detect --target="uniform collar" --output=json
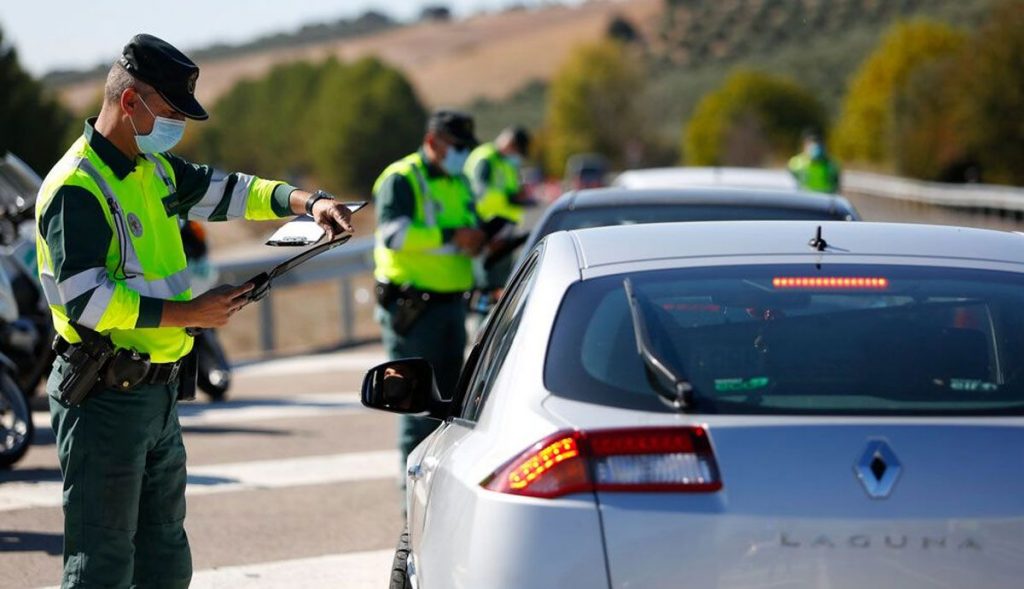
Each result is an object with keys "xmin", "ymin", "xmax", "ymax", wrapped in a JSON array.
[
  {"xmin": 417, "ymin": 147, "xmax": 447, "ymax": 179},
  {"xmin": 83, "ymin": 118, "xmax": 137, "ymax": 180}
]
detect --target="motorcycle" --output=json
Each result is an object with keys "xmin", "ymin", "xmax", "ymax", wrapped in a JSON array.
[
  {"xmin": 0, "ymin": 260, "xmax": 33, "ymax": 467},
  {"xmin": 181, "ymin": 220, "xmax": 232, "ymax": 401}
]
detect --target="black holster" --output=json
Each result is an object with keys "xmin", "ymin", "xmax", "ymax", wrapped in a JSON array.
[
  {"xmin": 376, "ymin": 282, "xmax": 429, "ymax": 336},
  {"xmin": 55, "ymin": 327, "xmax": 115, "ymax": 407},
  {"xmin": 176, "ymin": 349, "xmax": 198, "ymax": 401}
]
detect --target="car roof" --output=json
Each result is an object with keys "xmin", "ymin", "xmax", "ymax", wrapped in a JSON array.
[
  {"xmin": 549, "ymin": 186, "xmax": 853, "ymax": 216},
  {"xmin": 613, "ymin": 167, "xmax": 798, "ymax": 190},
  {"xmin": 559, "ymin": 221, "xmax": 1024, "ymax": 270}
]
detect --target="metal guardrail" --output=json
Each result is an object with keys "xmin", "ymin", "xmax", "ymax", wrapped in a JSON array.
[
  {"xmin": 216, "ymin": 237, "xmax": 374, "ymax": 353},
  {"xmin": 844, "ymin": 171, "xmax": 1024, "ymax": 215}
]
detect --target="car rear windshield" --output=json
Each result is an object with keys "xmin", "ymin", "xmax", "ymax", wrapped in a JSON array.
[
  {"xmin": 542, "ymin": 204, "xmax": 847, "ymax": 237},
  {"xmin": 545, "ymin": 264, "xmax": 1024, "ymax": 415}
]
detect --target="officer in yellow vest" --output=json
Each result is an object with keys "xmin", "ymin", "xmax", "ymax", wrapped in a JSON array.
[
  {"xmin": 372, "ymin": 110, "xmax": 486, "ymax": 470},
  {"xmin": 465, "ymin": 126, "xmax": 531, "ymax": 292},
  {"xmin": 788, "ymin": 129, "xmax": 841, "ymax": 193},
  {"xmin": 37, "ymin": 34, "xmax": 354, "ymax": 589}
]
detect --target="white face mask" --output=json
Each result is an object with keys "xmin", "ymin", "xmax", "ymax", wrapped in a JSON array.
[
  {"xmin": 130, "ymin": 95, "xmax": 186, "ymax": 154},
  {"xmin": 442, "ymin": 146, "xmax": 470, "ymax": 176}
]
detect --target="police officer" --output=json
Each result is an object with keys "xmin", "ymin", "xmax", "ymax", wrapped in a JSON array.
[
  {"xmin": 37, "ymin": 34, "xmax": 354, "ymax": 588},
  {"xmin": 372, "ymin": 110, "xmax": 486, "ymax": 471},
  {"xmin": 465, "ymin": 125, "xmax": 531, "ymax": 293},
  {"xmin": 789, "ymin": 129, "xmax": 841, "ymax": 193}
]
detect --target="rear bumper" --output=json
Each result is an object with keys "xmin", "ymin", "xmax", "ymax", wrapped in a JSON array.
[{"xmin": 596, "ymin": 504, "xmax": 1024, "ymax": 589}]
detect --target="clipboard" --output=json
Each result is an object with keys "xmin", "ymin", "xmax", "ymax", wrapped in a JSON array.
[
  {"xmin": 264, "ymin": 201, "xmax": 367, "ymax": 246},
  {"xmin": 246, "ymin": 234, "xmax": 352, "ymax": 302}
]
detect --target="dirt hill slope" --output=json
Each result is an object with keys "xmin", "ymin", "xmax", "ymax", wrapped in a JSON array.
[{"xmin": 56, "ymin": 0, "xmax": 661, "ymax": 114}]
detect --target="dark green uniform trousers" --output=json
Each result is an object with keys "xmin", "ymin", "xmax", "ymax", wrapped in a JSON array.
[
  {"xmin": 377, "ymin": 298, "xmax": 466, "ymax": 469},
  {"xmin": 47, "ymin": 357, "xmax": 192, "ymax": 589}
]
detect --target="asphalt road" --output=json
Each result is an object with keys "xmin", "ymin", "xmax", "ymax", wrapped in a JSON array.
[{"xmin": 0, "ymin": 344, "xmax": 400, "ymax": 589}]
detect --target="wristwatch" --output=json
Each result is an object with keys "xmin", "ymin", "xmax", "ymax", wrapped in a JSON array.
[{"xmin": 304, "ymin": 190, "xmax": 335, "ymax": 216}]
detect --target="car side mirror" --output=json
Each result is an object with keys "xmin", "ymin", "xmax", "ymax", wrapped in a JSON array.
[{"xmin": 361, "ymin": 358, "xmax": 453, "ymax": 420}]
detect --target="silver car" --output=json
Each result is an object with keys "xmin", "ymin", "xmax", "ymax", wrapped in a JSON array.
[{"xmin": 364, "ymin": 221, "xmax": 1024, "ymax": 589}]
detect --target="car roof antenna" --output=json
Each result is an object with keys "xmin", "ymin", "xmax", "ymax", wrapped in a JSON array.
[{"xmin": 809, "ymin": 225, "xmax": 828, "ymax": 252}]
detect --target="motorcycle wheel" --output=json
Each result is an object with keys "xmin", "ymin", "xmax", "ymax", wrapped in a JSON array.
[
  {"xmin": 196, "ymin": 331, "xmax": 231, "ymax": 402},
  {"xmin": 0, "ymin": 371, "xmax": 33, "ymax": 468}
]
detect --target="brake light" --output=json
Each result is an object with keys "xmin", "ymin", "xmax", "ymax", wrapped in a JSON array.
[
  {"xmin": 482, "ymin": 427, "xmax": 722, "ymax": 499},
  {"xmin": 772, "ymin": 276, "xmax": 889, "ymax": 289}
]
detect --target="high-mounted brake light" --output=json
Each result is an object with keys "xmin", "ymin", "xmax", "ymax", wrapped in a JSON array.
[
  {"xmin": 482, "ymin": 427, "xmax": 722, "ymax": 499},
  {"xmin": 772, "ymin": 276, "xmax": 889, "ymax": 290}
]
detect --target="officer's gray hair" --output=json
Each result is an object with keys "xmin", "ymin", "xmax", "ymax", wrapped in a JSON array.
[{"xmin": 103, "ymin": 61, "xmax": 151, "ymax": 105}]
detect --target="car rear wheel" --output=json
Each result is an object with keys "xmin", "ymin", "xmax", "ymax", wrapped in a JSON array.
[{"xmin": 390, "ymin": 527, "xmax": 412, "ymax": 589}]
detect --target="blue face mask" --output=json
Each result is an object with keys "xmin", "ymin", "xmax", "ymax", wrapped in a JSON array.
[
  {"xmin": 130, "ymin": 96, "xmax": 186, "ymax": 154},
  {"xmin": 506, "ymin": 153, "xmax": 524, "ymax": 168},
  {"xmin": 442, "ymin": 146, "xmax": 470, "ymax": 175},
  {"xmin": 808, "ymin": 143, "xmax": 825, "ymax": 159}
]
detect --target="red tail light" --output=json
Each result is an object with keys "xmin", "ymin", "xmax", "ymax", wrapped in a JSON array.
[{"xmin": 482, "ymin": 427, "xmax": 722, "ymax": 499}]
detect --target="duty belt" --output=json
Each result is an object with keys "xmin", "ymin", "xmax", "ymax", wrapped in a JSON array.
[
  {"xmin": 54, "ymin": 336, "xmax": 183, "ymax": 387},
  {"xmin": 375, "ymin": 281, "xmax": 469, "ymax": 306}
]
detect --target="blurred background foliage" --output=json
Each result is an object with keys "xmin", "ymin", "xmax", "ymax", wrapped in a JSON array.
[
  {"xmin": 831, "ymin": 20, "xmax": 966, "ymax": 166},
  {"xmin": 185, "ymin": 57, "xmax": 426, "ymax": 196},
  {"xmin": 683, "ymin": 69, "xmax": 826, "ymax": 167},
  {"xmin": 5, "ymin": 0, "xmax": 1024, "ymax": 187},
  {"xmin": 0, "ymin": 26, "xmax": 75, "ymax": 175}
]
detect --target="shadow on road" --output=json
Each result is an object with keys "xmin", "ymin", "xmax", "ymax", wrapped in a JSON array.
[
  {"xmin": 182, "ymin": 425, "xmax": 291, "ymax": 436},
  {"xmin": 0, "ymin": 467, "xmax": 62, "ymax": 484},
  {"xmin": 0, "ymin": 530, "xmax": 63, "ymax": 555}
]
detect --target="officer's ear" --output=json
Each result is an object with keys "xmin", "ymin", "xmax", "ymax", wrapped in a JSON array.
[{"xmin": 120, "ymin": 87, "xmax": 140, "ymax": 116}]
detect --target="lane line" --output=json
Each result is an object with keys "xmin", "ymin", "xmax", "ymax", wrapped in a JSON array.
[
  {"xmin": 0, "ymin": 449, "xmax": 399, "ymax": 512},
  {"xmin": 32, "ymin": 392, "xmax": 367, "ymax": 430},
  {"xmin": 37, "ymin": 549, "xmax": 395, "ymax": 589}
]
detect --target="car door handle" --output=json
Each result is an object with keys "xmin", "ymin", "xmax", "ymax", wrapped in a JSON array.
[{"xmin": 408, "ymin": 464, "xmax": 423, "ymax": 480}]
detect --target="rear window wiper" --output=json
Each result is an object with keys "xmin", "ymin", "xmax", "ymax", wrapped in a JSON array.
[{"xmin": 623, "ymin": 278, "xmax": 696, "ymax": 411}]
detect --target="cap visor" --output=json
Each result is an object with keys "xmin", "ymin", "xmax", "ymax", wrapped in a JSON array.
[{"xmin": 157, "ymin": 89, "xmax": 208, "ymax": 121}]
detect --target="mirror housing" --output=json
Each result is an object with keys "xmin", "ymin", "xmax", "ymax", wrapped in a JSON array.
[{"xmin": 361, "ymin": 358, "xmax": 454, "ymax": 420}]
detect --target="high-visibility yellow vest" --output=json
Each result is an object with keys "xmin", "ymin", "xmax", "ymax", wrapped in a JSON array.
[
  {"xmin": 789, "ymin": 153, "xmax": 841, "ymax": 194},
  {"xmin": 465, "ymin": 143, "xmax": 524, "ymax": 224},
  {"xmin": 36, "ymin": 137, "xmax": 194, "ymax": 363},
  {"xmin": 372, "ymin": 152, "xmax": 477, "ymax": 293}
]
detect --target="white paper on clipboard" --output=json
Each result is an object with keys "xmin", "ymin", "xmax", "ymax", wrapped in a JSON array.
[{"xmin": 264, "ymin": 201, "xmax": 367, "ymax": 246}]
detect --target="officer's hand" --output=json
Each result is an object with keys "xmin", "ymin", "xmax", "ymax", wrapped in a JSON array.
[
  {"xmin": 312, "ymin": 200, "xmax": 355, "ymax": 241},
  {"xmin": 453, "ymin": 228, "xmax": 487, "ymax": 255},
  {"xmin": 186, "ymin": 284, "xmax": 254, "ymax": 328}
]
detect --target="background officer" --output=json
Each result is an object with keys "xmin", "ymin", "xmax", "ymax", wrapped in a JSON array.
[
  {"xmin": 465, "ymin": 126, "xmax": 532, "ymax": 293},
  {"xmin": 789, "ymin": 129, "xmax": 842, "ymax": 193},
  {"xmin": 37, "ymin": 34, "xmax": 354, "ymax": 589},
  {"xmin": 372, "ymin": 110, "xmax": 486, "ymax": 472}
]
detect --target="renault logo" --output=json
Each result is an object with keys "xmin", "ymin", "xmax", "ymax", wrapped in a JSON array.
[{"xmin": 855, "ymin": 440, "xmax": 901, "ymax": 499}]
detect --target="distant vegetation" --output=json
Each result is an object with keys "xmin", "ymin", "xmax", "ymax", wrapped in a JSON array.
[
  {"xmin": 543, "ymin": 40, "xmax": 647, "ymax": 175},
  {"xmin": 684, "ymin": 70, "xmax": 826, "ymax": 167},
  {"xmin": 0, "ymin": 26, "xmax": 74, "ymax": 175},
  {"xmin": 832, "ymin": 20, "xmax": 966, "ymax": 166},
  {"xmin": 183, "ymin": 57, "xmax": 426, "ymax": 197}
]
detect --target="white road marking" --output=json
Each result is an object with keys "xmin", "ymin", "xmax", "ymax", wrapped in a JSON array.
[
  {"xmin": 235, "ymin": 352, "xmax": 386, "ymax": 377},
  {"xmin": 31, "ymin": 392, "xmax": 366, "ymax": 430},
  {"xmin": 37, "ymin": 549, "xmax": 395, "ymax": 589},
  {"xmin": 0, "ymin": 449, "xmax": 399, "ymax": 512}
]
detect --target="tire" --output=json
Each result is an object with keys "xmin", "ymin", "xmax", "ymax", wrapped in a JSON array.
[
  {"xmin": 0, "ymin": 371, "xmax": 33, "ymax": 468},
  {"xmin": 196, "ymin": 331, "xmax": 231, "ymax": 401},
  {"xmin": 390, "ymin": 528, "xmax": 412, "ymax": 589}
]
